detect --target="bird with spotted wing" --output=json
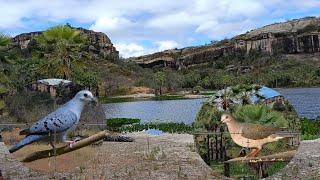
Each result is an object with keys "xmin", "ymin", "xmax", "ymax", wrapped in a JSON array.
[{"xmin": 9, "ymin": 90, "xmax": 98, "ymax": 153}]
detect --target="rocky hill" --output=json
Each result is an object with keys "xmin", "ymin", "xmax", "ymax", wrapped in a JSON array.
[
  {"xmin": 11, "ymin": 27, "xmax": 119, "ymax": 59},
  {"xmin": 130, "ymin": 16, "xmax": 320, "ymax": 69}
]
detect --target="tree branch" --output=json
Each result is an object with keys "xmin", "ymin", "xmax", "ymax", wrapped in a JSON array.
[
  {"xmin": 22, "ymin": 130, "xmax": 109, "ymax": 162},
  {"xmin": 225, "ymin": 150, "xmax": 296, "ymax": 163}
]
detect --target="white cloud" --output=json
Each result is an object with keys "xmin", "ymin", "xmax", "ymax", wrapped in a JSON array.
[
  {"xmin": 196, "ymin": 19, "xmax": 258, "ymax": 39},
  {"xmin": 155, "ymin": 40, "xmax": 179, "ymax": 51},
  {"xmin": 0, "ymin": 0, "xmax": 319, "ymax": 55},
  {"xmin": 90, "ymin": 16, "xmax": 134, "ymax": 38},
  {"xmin": 90, "ymin": 17, "xmax": 133, "ymax": 32},
  {"xmin": 114, "ymin": 43, "xmax": 145, "ymax": 58}
]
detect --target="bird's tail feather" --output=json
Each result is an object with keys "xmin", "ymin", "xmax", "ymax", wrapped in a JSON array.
[
  {"xmin": 271, "ymin": 132, "xmax": 296, "ymax": 140},
  {"xmin": 9, "ymin": 135, "xmax": 43, "ymax": 153}
]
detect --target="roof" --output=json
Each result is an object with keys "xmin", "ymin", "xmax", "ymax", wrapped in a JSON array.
[
  {"xmin": 258, "ymin": 86, "xmax": 282, "ymax": 99},
  {"xmin": 37, "ymin": 79, "xmax": 72, "ymax": 86},
  {"xmin": 251, "ymin": 86, "xmax": 282, "ymax": 103}
]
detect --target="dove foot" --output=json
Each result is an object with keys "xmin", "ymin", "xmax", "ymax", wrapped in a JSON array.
[
  {"xmin": 245, "ymin": 148, "xmax": 261, "ymax": 158},
  {"xmin": 50, "ymin": 141, "xmax": 55, "ymax": 149},
  {"xmin": 65, "ymin": 137, "xmax": 82, "ymax": 148},
  {"xmin": 65, "ymin": 140, "xmax": 77, "ymax": 148}
]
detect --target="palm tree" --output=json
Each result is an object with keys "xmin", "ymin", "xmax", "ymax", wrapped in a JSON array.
[
  {"xmin": 153, "ymin": 71, "xmax": 166, "ymax": 95},
  {"xmin": 35, "ymin": 25, "xmax": 86, "ymax": 80},
  {"xmin": 233, "ymin": 104, "xmax": 288, "ymax": 127}
]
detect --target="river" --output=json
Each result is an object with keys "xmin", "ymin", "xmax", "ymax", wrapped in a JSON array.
[{"xmin": 103, "ymin": 88, "xmax": 320, "ymax": 124}]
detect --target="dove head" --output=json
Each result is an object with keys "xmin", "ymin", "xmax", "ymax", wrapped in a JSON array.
[
  {"xmin": 74, "ymin": 90, "xmax": 98, "ymax": 104},
  {"xmin": 221, "ymin": 113, "xmax": 233, "ymax": 124}
]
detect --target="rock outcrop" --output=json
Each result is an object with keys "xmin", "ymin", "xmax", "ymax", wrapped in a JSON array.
[
  {"xmin": 11, "ymin": 27, "xmax": 119, "ymax": 59},
  {"xmin": 130, "ymin": 16, "xmax": 320, "ymax": 69}
]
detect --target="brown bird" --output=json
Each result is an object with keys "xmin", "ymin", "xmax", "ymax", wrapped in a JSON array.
[{"xmin": 221, "ymin": 113, "xmax": 292, "ymax": 157}]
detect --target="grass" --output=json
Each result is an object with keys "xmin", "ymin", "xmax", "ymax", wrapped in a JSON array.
[
  {"xmin": 152, "ymin": 94, "xmax": 186, "ymax": 101},
  {"xmin": 106, "ymin": 118, "xmax": 140, "ymax": 129},
  {"xmin": 267, "ymin": 162, "xmax": 288, "ymax": 176},
  {"xmin": 99, "ymin": 94, "xmax": 190, "ymax": 103},
  {"xmin": 105, "ymin": 118, "xmax": 193, "ymax": 133},
  {"xmin": 229, "ymin": 163, "xmax": 256, "ymax": 179},
  {"xmin": 200, "ymin": 91, "xmax": 216, "ymax": 96},
  {"xmin": 118, "ymin": 122, "xmax": 193, "ymax": 133},
  {"xmin": 300, "ymin": 118, "xmax": 320, "ymax": 140},
  {"xmin": 99, "ymin": 96, "xmax": 135, "ymax": 103}
]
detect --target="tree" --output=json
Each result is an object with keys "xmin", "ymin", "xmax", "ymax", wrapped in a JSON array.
[
  {"xmin": 0, "ymin": 33, "xmax": 12, "ymax": 92},
  {"xmin": 35, "ymin": 25, "xmax": 87, "ymax": 80},
  {"xmin": 153, "ymin": 71, "xmax": 166, "ymax": 95}
]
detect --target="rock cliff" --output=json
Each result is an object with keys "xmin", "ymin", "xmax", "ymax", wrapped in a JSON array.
[
  {"xmin": 130, "ymin": 16, "xmax": 320, "ymax": 69},
  {"xmin": 11, "ymin": 27, "xmax": 119, "ymax": 59}
]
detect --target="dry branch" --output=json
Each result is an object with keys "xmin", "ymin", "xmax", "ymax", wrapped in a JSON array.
[
  {"xmin": 225, "ymin": 150, "xmax": 296, "ymax": 163},
  {"xmin": 21, "ymin": 130, "xmax": 109, "ymax": 162}
]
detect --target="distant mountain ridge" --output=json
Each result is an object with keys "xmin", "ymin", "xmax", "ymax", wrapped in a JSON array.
[{"xmin": 130, "ymin": 16, "xmax": 320, "ymax": 69}]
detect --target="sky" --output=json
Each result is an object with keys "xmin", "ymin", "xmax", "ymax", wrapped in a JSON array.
[{"xmin": 0, "ymin": 0, "xmax": 320, "ymax": 58}]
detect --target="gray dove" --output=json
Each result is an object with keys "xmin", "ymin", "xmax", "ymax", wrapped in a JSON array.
[{"xmin": 9, "ymin": 90, "xmax": 97, "ymax": 153}]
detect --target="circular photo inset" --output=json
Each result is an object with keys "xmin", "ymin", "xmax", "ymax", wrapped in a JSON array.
[{"xmin": 194, "ymin": 84, "xmax": 300, "ymax": 179}]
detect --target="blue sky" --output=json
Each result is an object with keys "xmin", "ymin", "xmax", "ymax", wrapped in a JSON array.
[{"xmin": 0, "ymin": 0, "xmax": 320, "ymax": 57}]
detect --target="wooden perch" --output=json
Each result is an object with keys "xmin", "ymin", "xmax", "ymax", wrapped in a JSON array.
[
  {"xmin": 21, "ymin": 130, "xmax": 109, "ymax": 162},
  {"xmin": 225, "ymin": 150, "xmax": 296, "ymax": 163}
]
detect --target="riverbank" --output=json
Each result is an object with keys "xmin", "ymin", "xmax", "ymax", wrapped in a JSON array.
[{"xmin": 99, "ymin": 91, "xmax": 213, "ymax": 103}]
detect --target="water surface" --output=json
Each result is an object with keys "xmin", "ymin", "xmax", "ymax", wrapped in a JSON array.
[
  {"xmin": 103, "ymin": 88, "xmax": 320, "ymax": 124},
  {"xmin": 103, "ymin": 99, "xmax": 206, "ymax": 124},
  {"xmin": 278, "ymin": 87, "xmax": 320, "ymax": 119}
]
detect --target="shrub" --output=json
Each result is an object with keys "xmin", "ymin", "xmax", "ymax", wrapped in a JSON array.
[
  {"xmin": 119, "ymin": 122, "xmax": 193, "ymax": 133},
  {"xmin": 106, "ymin": 118, "xmax": 140, "ymax": 129},
  {"xmin": 233, "ymin": 104, "xmax": 288, "ymax": 127}
]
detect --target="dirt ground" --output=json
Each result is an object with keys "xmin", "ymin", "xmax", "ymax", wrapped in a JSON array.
[
  {"xmin": 1, "ymin": 132, "xmax": 320, "ymax": 180},
  {"xmin": 0, "ymin": 132, "xmax": 223, "ymax": 179}
]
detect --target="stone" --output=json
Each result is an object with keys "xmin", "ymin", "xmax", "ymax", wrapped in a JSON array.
[
  {"xmin": 11, "ymin": 27, "xmax": 119, "ymax": 60},
  {"xmin": 130, "ymin": 16, "xmax": 320, "ymax": 69}
]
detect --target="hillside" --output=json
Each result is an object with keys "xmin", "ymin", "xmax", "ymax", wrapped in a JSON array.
[
  {"xmin": 11, "ymin": 27, "xmax": 119, "ymax": 59},
  {"xmin": 130, "ymin": 16, "xmax": 320, "ymax": 69},
  {"xmin": 0, "ymin": 25, "xmax": 154, "ymax": 98}
]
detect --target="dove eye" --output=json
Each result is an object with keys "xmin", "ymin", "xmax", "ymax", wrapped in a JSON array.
[{"xmin": 84, "ymin": 93, "xmax": 88, "ymax": 97}]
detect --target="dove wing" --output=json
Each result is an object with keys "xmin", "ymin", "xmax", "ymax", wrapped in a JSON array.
[
  {"xmin": 27, "ymin": 108, "xmax": 78, "ymax": 136},
  {"xmin": 240, "ymin": 123, "xmax": 281, "ymax": 140}
]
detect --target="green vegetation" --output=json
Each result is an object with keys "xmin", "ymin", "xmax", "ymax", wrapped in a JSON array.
[
  {"xmin": 105, "ymin": 118, "xmax": 193, "ymax": 133},
  {"xmin": 233, "ymin": 104, "xmax": 288, "ymax": 127},
  {"xmin": 300, "ymin": 118, "xmax": 320, "ymax": 140},
  {"xmin": 99, "ymin": 96, "xmax": 135, "ymax": 103},
  {"xmin": 119, "ymin": 122, "xmax": 193, "ymax": 133},
  {"xmin": 152, "ymin": 94, "xmax": 186, "ymax": 101},
  {"xmin": 1, "ymin": 24, "xmax": 320, "ymax": 103},
  {"xmin": 106, "ymin": 118, "xmax": 140, "ymax": 130},
  {"xmin": 0, "ymin": 33, "xmax": 12, "ymax": 95},
  {"xmin": 194, "ymin": 84, "xmax": 300, "ymax": 179},
  {"xmin": 153, "ymin": 71, "xmax": 166, "ymax": 95}
]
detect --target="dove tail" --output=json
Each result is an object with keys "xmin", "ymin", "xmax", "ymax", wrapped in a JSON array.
[
  {"xmin": 270, "ymin": 132, "xmax": 296, "ymax": 141},
  {"xmin": 9, "ymin": 135, "xmax": 43, "ymax": 153}
]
